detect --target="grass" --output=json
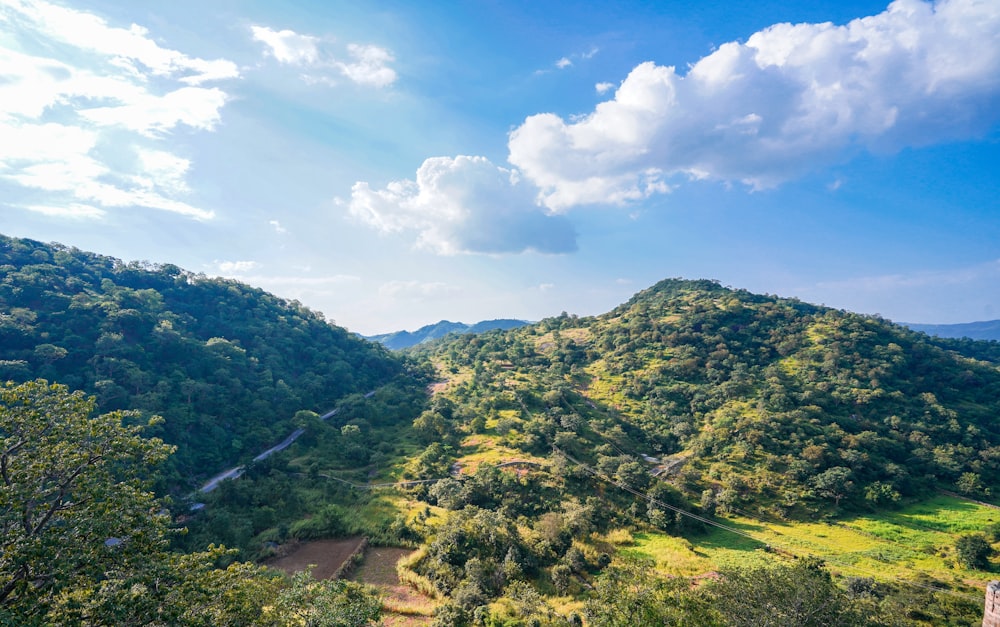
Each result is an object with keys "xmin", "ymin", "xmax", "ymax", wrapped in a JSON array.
[{"xmin": 625, "ymin": 495, "xmax": 1000, "ymax": 594}]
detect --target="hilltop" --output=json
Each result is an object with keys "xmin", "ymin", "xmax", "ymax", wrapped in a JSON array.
[{"xmin": 414, "ymin": 278, "xmax": 1000, "ymax": 511}]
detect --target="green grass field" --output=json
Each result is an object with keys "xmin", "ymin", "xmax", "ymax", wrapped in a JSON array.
[{"xmin": 624, "ymin": 494, "xmax": 1000, "ymax": 594}]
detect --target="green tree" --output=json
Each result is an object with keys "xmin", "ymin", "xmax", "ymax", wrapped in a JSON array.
[
  {"xmin": 271, "ymin": 570, "xmax": 382, "ymax": 627},
  {"xmin": 955, "ymin": 533, "xmax": 994, "ymax": 570},
  {"xmin": 709, "ymin": 559, "xmax": 894, "ymax": 626},
  {"xmin": 810, "ymin": 467, "xmax": 854, "ymax": 506},
  {"xmin": 0, "ymin": 379, "xmax": 173, "ymax": 617},
  {"xmin": 584, "ymin": 558, "xmax": 715, "ymax": 626}
]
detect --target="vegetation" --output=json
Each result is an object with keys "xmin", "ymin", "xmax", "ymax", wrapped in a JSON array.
[
  {"xmin": 0, "ymin": 380, "xmax": 383, "ymax": 626},
  {"xmin": 5, "ymin": 235, "xmax": 1000, "ymax": 625},
  {"xmin": 0, "ymin": 234, "xmax": 408, "ymax": 488}
]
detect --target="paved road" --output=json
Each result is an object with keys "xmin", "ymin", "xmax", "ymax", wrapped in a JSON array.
[{"xmin": 198, "ymin": 406, "xmax": 346, "ymax": 493}]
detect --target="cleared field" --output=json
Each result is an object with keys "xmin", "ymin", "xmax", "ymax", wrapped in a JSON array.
[
  {"xmin": 266, "ymin": 537, "xmax": 366, "ymax": 579},
  {"xmin": 625, "ymin": 495, "xmax": 1000, "ymax": 594}
]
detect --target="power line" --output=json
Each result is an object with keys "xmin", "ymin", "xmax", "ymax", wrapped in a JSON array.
[{"xmin": 552, "ymin": 446, "xmax": 984, "ymax": 604}]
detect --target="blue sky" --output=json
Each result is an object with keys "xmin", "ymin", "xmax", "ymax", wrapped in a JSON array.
[{"xmin": 1, "ymin": 0, "xmax": 998, "ymax": 335}]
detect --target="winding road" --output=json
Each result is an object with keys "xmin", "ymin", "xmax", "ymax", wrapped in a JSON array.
[{"xmin": 198, "ymin": 404, "xmax": 348, "ymax": 493}]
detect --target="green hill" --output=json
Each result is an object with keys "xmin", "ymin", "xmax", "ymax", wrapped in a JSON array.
[
  {"xmin": 0, "ymin": 234, "xmax": 409, "ymax": 488},
  {"xmin": 415, "ymin": 277, "xmax": 1000, "ymax": 513}
]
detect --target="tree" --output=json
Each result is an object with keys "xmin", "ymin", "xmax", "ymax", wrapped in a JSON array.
[
  {"xmin": 0, "ymin": 379, "xmax": 173, "ymax": 617},
  {"xmin": 271, "ymin": 570, "xmax": 382, "ymax": 627},
  {"xmin": 584, "ymin": 558, "xmax": 715, "ymax": 626},
  {"xmin": 955, "ymin": 533, "xmax": 994, "ymax": 570},
  {"xmin": 709, "ymin": 558, "xmax": 895, "ymax": 626},
  {"xmin": 0, "ymin": 379, "xmax": 384, "ymax": 626},
  {"xmin": 810, "ymin": 467, "xmax": 854, "ymax": 506}
]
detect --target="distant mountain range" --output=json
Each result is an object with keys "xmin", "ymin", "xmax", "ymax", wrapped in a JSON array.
[
  {"xmin": 904, "ymin": 320, "xmax": 1000, "ymax": 341},
  {"xmin": 366, "ymin": 319, "xmax": 530, "ymax": 350}
]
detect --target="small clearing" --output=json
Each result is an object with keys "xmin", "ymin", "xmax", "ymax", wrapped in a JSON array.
[
  {"xmin": 266, "ymin": 537, "xmax": 366, "ymax": 580},
  {"xmin": 352, "ymin": 547, "xmax": 436, "ymax": 626}
]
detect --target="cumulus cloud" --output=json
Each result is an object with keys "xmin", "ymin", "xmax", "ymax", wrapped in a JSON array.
[
  {"xmin": 509, "ymin": 0, "xmax": 1000, "ymax": 210},
  {"xmin": 348, "ymin": 155, "xmax": 577, "ymax": 255},
  {"xmin": 0, "ymin": 0, "xmax": 232, "ymax": 220},
  {"xmin": 250, "ymin": 25, "xmax": 396, "ymax": 87}
]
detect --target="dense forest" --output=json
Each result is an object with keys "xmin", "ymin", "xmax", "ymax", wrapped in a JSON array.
[
  {"xmin": 3, "ymin": 236, "xmax": 1000, "ymax": 625},
  {"xmin": 0, "ymin": 234, "xmax": 410, "ymax": 487}
]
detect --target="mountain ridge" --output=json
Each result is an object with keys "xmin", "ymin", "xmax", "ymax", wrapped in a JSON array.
[
  {"xmin": 903, "ymin": 319, "xmax": 1000, "ymax": 341},
  {"xmin": 366, "ymin": 318, "xmax": 530, "ymax": 350}
]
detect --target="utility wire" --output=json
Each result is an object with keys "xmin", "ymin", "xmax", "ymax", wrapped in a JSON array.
[{"xmin": 552, "ymin": 446, "xmax": 985, "ymax": 603}]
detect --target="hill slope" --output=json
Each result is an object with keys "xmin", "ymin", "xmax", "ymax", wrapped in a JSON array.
[
  {"xmin": 0, "ymin": 234, "xmax": 408, "ymax": 486},
  {"xmin": 415, "ymin": 278, "xmax": 1000, "ymax": 512}
]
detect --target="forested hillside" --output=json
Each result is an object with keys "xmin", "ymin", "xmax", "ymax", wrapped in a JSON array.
[
  {"xmin": 5, "ymin": 238, "xmax": 1000, "ymax": 624},
  {"xmin": 325, "ymin": 278, "xmax": 997, "ymax": 624},
  {"xmin": 415, "ymin": 278, "xmax": 1000, "ymax": 514},
  {"xmin": 0, "ymin": 234, "xmax": 408, "ymax": 487}
]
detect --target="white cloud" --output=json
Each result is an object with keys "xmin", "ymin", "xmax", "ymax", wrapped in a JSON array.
[
  {"xmin": 509, "ymin": 0, "xmax": 1000, "ymax": 210},
  {"xmin": 215, "ymin": 260, "xmax": 260, "ymax": 273},
  {"xmin": 3, "ymin": 0, "xmax": 239, "ymax": 85},
  {"xmin": 348, "ymin": 155, "xmax": 577, "ymax": 255},
  {"xmin": 78, "ymin": 86, "xmax": 228, "ymax": 136},
  {"xmin": 250, "ymin": 25, "xmax": 319, "ymax": 65},
  {"xmin": 269, "ymin": 219, "xmax": 287, "ymax": 234},
  {"xmin": 0, "ymin": 0, "xmax": 232, "ymax": 220},
  {"xmin": 338, "ymin": 44, "xmax": 397, "ymax": 87},
  {"xmin": 555, "ymin": 47, "xmax": 599, "ymax": 70},
  {"xmin": 249, "ymin": 25, "xmax": 397, "ymax": 87},
  {"xmin": 595, "ymin": 82, "xmax": 615, "ymax": 94}
]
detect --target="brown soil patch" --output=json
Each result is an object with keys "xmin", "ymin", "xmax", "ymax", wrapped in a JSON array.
[{"xmin": 266, "ymin": 537, "xmax": 366, "ymax": 580}]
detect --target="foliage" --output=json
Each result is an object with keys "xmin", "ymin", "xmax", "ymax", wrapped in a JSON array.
[
  {"xmin": 0, "ymin": 379, "xmax": 172, "ymax": 615},
  {"xmin": 414, "ymin": 277, "xmax": 1000, "ymax": 514},
  {"xmin": 271, "ymin": 570, "xmax": 382, "ymax": 627},
  {"xmin": 708, "ymin": 558, "xmax": 899, "ymax": 626},
  {"xmin": 0, "ymin": 379, "xmax": 385, "ymax": 626},
  {"xmin": 584, "ymin": 558, "xmax": 716, "ymax": 626},
  {"xmin": 0, "ymin": 234, "xmax": 407, "ymax": 487},
  {"xmin": 954, "ymin": 533, "xmax": 994, "ymax": 570}
]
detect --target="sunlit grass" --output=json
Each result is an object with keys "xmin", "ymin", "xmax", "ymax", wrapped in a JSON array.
[{"xmin": 622, "ymin": 495, "xmax": 1000, "ymax": 593}]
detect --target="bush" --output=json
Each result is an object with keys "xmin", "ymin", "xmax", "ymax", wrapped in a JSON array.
[{"xmin": 955, "ymin": 533, "xmax": 994, "ymax": 570}]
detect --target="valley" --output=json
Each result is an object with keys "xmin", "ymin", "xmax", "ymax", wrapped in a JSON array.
[{"xmin": 3, "ymin": 236, "xmax": 1000, "ymax": 625}]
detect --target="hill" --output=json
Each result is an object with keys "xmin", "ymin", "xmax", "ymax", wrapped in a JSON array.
[
  {"xmin": 905, "ymin": 319, "xmax": 1000, "ymax": 341},
  {"xmin": 367, "ymin": 318, "xmax": 529, "ymax": 350},
  {"xmin": 414, "ymin": 278, "xmax": 1000, "ymax": 512},
  {"xmin": 0, "ymin": 234, "xmax": 413, "ymax": 488}
]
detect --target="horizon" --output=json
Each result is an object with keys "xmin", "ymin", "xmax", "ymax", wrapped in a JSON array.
[{"xmin": 1, "ymin": 0, "xmax": 998, "ymax": 335}]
